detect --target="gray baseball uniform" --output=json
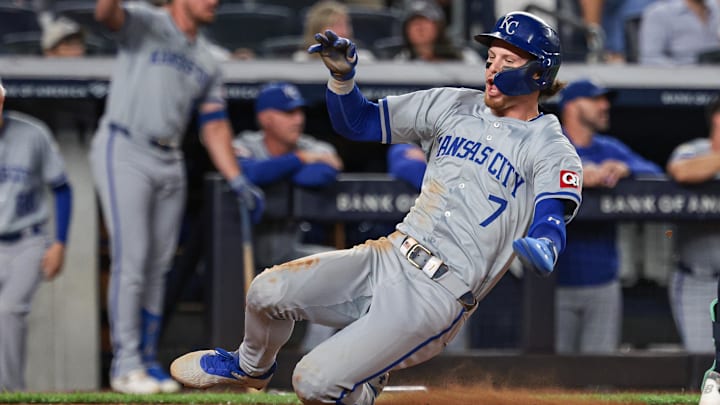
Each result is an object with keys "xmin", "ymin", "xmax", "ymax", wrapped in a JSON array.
[
  {"xmin": 0, "ymin": 111, "xmax": 67, "ymax": 390},
  {"xmin": 238, "ymin": 88, "xmax": 582, "ymax": 402},
  {"xmin": 668, "ymin": 138, "xmax": 720, "ymax": 353},
  {"xmin": 88, "ymin": 2, "xmax": 225, "ymax": 380}
]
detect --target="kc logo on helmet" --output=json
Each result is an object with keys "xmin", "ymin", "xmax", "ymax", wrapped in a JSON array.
[
  {"xmin": 560, "ymin": 170, "xmax": 580, "ymax": 188},
  {"xmin": 499, "ymin": 15, "xmax": 520, "ymax": 34}
]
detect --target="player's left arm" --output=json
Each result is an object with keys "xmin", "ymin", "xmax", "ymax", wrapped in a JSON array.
[
  {"xmin": 200, "ymin": 101, "xmax": 265, "ymax": 223},
  {"xmin": 200, "ymin": 102, "xmax": 240, "ymax": 181},
  {"xmin": 513, "ymin": 132, "xmax": 583, "ymax": 276},
  {"xmin": 38, "ymin": 126, "xmax": 72, "ymax": 280},
  {"xmin": 43, "ymin": 181, "xmax": 72, "ymax": 280}
]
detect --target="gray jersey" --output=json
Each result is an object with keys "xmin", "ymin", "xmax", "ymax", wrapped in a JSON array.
[
  {"xmin": 233, "ymin": 131, "xmax": 337, "ymax": 160},
  {"xmin": 0, "ymin": 111, "xmax": 66, "ymax": 233},
  {"xmin": 379, "ymin": 87, "xmax": 583, "ymax": 298},
  {"xmin": 233, "ymin": 131, "xmax": 338, "ymax": 268},
  {"xmin": 100, "ymin": 2, "xmax": 225, "ymax": 143},
  {"xmin": 669, "ymin": 138, "xmax": 720, "ymax": 275}
]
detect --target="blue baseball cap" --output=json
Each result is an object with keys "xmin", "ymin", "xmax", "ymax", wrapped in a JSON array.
[
  {"xmin": 557, "ymin": 79, "xmax": 614, "ymax": 110},
  {"xmin": 255, "ymin": 82, "xmax": 306, "ymax": 113}
]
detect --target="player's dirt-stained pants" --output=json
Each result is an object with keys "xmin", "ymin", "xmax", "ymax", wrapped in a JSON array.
[
  {"xmin": 0, "ymin": 233, "xmax": 46, "ymax": 391},
  {"xmin": 89, "ymin": 128, "xmax": 186, "ymax": 379},
  {"xmin": 240, "ymin": 231, "xmax": 475, "ymax": 404}
]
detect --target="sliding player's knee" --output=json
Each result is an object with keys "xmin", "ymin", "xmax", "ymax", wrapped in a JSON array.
[{"xmin": 245, "ymin": 271, "xmax": 285, "ymax": 314}]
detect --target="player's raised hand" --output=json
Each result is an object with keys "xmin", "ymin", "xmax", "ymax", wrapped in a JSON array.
[
  {"xmin": 512, "ymin": 237, "xmax": 557, "ymax": 277},
  {"xmin": 308, "ymin": 30, "xmax": 358, "ymax": 81},
  {"xmin": 230, "ymin": 174, "xmax": 265, "ymax": 224}
]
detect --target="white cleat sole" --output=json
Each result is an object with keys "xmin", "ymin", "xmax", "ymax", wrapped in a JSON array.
[{"xmin": 700, "ymin": 372, "xmax": 720, "ymax": 405}]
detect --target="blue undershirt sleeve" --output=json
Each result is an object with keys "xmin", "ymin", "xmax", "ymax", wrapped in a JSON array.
[
  {"xmin": 527, "ymin": 198, "xmax": 567, "ymax": 254},
  {"xmin": 238, "ymin": 154, "xmax": 303, "ymax": 186},
  {"xmin": 292, "ymin": 163, "xmax": 339, "ymax": 188},
  {"xmin": 52, "ymin": 183, "xmax": 72, "ymax": 244},
  {"xmin": 326, "ymin": 85, "xmax": 382, "ymax": 142}
]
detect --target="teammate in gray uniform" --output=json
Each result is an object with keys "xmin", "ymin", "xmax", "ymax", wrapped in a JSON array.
[
  {"xmin": 170, "ymin": 11, "xmax": 583, "ymax": 405},
  {"xmin": 696, "ymin": 95, "xmax": 720, "ymax": 405},
  {"xmin": 666, "ymin": 96, "xmax": 720, "ymax": 357},
  {"xmin": 0, "ymin": 81, "xmax": 73, "ymax": 391},
  {"xmin": 90, "ymin": 0, "xmax": 263, "ymax": 395}
]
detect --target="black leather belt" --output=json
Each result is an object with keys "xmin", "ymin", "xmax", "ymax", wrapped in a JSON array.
[
  {"xmin": 398, "ymin": 234, "xmax": 477, "ymax": 311},
  {"xmin": 0, "ymin": 223, "xmax": 43, "ymax": 242},
  {"xmin": 109, "ymin": 122, "xmax": 179, "ymax": 152}
]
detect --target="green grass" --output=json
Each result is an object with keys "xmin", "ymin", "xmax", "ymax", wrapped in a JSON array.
[
  {"xmin": 0, "ymin": 390, "xmax": 701, "ymax": 404},
  {"xmin": 0, "ymin": 391, "xmax": 300, "ymax": 404},
  {"xmin": 543, "ymin": 392, "xmax": 700, "ymax": 404}
]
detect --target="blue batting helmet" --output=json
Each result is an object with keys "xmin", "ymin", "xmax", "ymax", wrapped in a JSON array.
[{"xmin": 474, "ymin": 11, "xmax": 561, "ymax": 96}]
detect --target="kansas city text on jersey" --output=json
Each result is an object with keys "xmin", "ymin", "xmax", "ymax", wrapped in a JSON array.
[
  {"xmin": 435, "ymin": 134, "xmax": 525, "ymax": 198},
  {"xmin": 150, "ymin": 50, "xmax": 210, "ymax": 85}
]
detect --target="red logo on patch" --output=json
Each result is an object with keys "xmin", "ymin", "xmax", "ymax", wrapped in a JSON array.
[{"xmin": 560, "ymin": 170, "xmax": 580, "ymax": 188}]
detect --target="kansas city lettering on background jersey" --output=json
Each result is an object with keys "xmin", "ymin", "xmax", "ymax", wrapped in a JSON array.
[
  {"xmin": 101, "ymin": 2, "xmax": 223, "ymax": 143},
  {"xmin": 379, "ymin": 87, "xmax": 582, "ymax": 299},
  {"xmin": 0, "ymin": 111, "xmax": 66, "ymax": 233}
]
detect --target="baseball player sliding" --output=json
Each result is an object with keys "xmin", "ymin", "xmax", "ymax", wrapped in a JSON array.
[
  {"xmin": 89, "ymin": 0, "xmax": 263, "ymax": 395},
  {"xmin": 171, "ymin": 11, "xmax": 583, "ymax": 404},
  {"xmin": 0, "ymin": 81, "xmax": 72, "ymax": 392}
]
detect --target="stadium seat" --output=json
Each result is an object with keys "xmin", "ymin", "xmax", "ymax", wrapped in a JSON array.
[
  {"xmin": 0, "ymin": 4, "xmax": 41, "ymax": 39},
  {"xmin": 372, "ymin": 36, "xmax": 404, "ymax": 60},
  {"xmin": 202, "ymin": 4, "xmax": 299, "ymax": 55},
  {"xmin": 260, "ymin": 0, "xmax": 317, "ymax": 15},
  {"xmin": 348, "ymin": 7, "xmax": 402, "ymax": 56},
  {"xmin": 0, "ymin": 31, "xmax": 42, "ymax": 55},
  {"xmin": 260, "ymin": 35, "xmax": 303, "ymax": 59},
  {"xmin": 53, "ymin": 0, "xmax": 116, "ymax": 55}
]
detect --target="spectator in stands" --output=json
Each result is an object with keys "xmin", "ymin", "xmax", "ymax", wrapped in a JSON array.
[
  {"xmin": 393, "ymin": 0, "xmax": 480, "ymax": 63},
  {"xmin": 574, "ymin": 0, "xmax": 658, "ymax": 63},
  {"xmin": 666, "ymin": 96, "xmax": 720, "ymax": 355},
  {"xmin": 42, "ymin": 17, "xmax": 86, "ymax": 58},
  {"xmin": 293, "ymin": 0, "xmax": 375, "ymax": 62},
  {"xmin": 639, "ymin": 0, "xmax": 720, "ymax": 65},
  {"xmin": 555, "ymin": 79, "xmax": 662, "ymax": 354},
  {"xmin": 232, "ymin": 82, "xmax": 343, "ymax": 352}
]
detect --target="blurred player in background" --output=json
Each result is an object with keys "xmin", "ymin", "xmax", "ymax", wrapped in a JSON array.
[
  {"xmin": 233, "ymin": 82, "xmax": 342, "ymax": 352},
  {"xmin": 170, "ymin": 11, "xmax": 583, "ymax": 405},
  {"xmin": 669, "ymin": 96, "xmax": 720, "ymax": 405},
  {"xmin": 0, "ymin": 80, "xmax": 73, "ymax": 391},
  {"xmin": 90, "ymin": 0, "xmax": 262, "ymax": 394},
  {"xmin": 555, "ymin": 79, "xmax": 662, "ymax": 354}
]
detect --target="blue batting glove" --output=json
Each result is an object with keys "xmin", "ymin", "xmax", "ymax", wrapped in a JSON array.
[
  {"xmin": 308, "ymin": 30, "xmax": 358, "ymax": 81},
  {"xmin": 512, "ymin": 237, "xmax": 557, "ymax": 278},
  {"xmin": 229, "ymin": 174, "xmax": 265, "ymax": 224}
]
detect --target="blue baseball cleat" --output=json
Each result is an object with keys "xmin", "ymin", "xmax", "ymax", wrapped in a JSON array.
[
  {"xmin": 512, "ymin": 237, "xmax": 557, "ymax": 277},
  {"xmin": 170, "ymin": 348, "xmax": 275, "ymax": 390}
]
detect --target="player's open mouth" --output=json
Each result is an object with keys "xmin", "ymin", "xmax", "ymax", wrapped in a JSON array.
[{"xmin": 486, "ymin": 82, "xmax": 499, "ymax": 96}]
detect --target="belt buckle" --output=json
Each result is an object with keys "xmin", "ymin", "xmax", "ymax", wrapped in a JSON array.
[{"xmin": 406, "ymin": 243, "xmax": 431, "ymax": 270}]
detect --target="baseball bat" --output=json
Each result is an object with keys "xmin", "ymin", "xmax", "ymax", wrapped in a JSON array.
[{"xmin": 238, "ymin": 200, "xmax": 255, "ymax": 297}]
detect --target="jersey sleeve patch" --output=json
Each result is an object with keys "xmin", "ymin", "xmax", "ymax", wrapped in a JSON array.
[{"xmin": 560, "ymin": 170, "xmax": 580, "ymax": 189}]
